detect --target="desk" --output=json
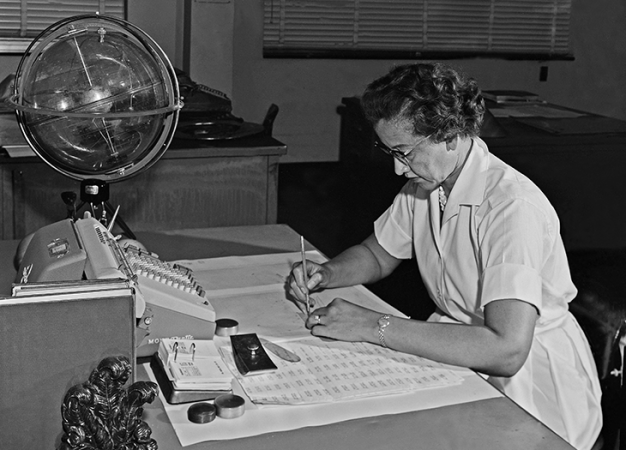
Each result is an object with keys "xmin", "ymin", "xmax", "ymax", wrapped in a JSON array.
[
  {"xmin": 339, "ymin": 97, "xmax": 626, "ymax": 250},
  {"xmin": 0, "ymin": 133, "xmax": 287, "ymax": 240},
  {"xmin": 0, "ymin": 225, "xmax": 573, "ymax": 449}
]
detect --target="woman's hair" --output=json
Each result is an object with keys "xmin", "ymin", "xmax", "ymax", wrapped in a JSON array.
[{"xmin": 361, "ymin": 63, "xmax": 485, "ymax": 142}]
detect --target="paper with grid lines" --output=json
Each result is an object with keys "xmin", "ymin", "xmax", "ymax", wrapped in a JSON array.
[{"xmin": 220, "ymin": 338, "xmax": 463, "ymax": 405}]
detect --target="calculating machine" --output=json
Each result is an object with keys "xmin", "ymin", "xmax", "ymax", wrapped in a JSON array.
[{"xmin": 14, "ymin": 215, "xmax": 216, "ymax": 358}]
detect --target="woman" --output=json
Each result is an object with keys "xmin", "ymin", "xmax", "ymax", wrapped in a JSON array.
[{"xmin": 288, "ymin": 63, "xmax": 602, "ymax": 449}]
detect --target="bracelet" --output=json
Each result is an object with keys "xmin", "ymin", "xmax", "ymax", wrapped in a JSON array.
[{"xmin": 378, "ymin": 314, "xmax": 391, "ymax": 348}]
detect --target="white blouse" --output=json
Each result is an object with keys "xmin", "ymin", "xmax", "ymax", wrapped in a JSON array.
[{"xmin": 374, "ymin": 137, "xmax": 602, "ymax": 450}]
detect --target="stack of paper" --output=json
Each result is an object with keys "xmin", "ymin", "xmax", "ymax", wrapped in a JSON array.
[
  {"xmin": 157, "ymin": 339, "xmax": 232, "ymax": 391},
  {"xmin": 11, "ymin": 278, "xmax": 131, "ymax": 297},
  {"xmin": 481, "ymin": 90, "xmax": 542, "ymax": 103}
]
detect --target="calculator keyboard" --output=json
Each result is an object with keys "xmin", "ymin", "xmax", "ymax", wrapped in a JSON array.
[{"xmin": 123, "ymin": 246, "xmax": 215, "ymax": 322}]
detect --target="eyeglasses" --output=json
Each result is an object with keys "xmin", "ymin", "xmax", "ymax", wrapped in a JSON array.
[{"xmin": 374, "ymin": 134, "xmax": 432, "ymax": 165}]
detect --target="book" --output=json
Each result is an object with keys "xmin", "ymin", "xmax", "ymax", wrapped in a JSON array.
[
  {"xmin": 481, "ymin": 90, "xmax": 542, "ymax": 103},
  {"xmin": 0, "ymin": 287, "xmax": 135, "ymax": 450}
]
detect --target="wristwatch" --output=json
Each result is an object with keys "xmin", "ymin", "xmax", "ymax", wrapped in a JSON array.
[{"xmin": 378, "ymin": 314, "xmax": 391, "ymax": 348}]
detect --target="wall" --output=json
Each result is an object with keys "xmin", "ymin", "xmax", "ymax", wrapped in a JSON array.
[
  {"xmin": 127, "ymin": 0, "xmax": 182, "ymax": 68},
  {"xmin": 1, "ymin": 0, "xmax": 624, "ymax": 163},
  {"xmin": 232, "ymin": 0, "xmax": 626, "ymax": 163},
  {"xmin": 130, "ymin": 0, "xmax": 235, "ymax": 96}
]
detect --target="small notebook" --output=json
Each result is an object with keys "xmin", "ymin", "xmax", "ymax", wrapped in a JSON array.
[{"xmin": 157, "ymin": 339, "xmax": 233, "ymax": 391}]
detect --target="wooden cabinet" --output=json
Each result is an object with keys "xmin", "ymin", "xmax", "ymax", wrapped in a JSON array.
[
  {"xmin": 339, "ymin": 97, "xmax": 626, "ymax": 251},
  {"xmin": 480, "ymin": 113, "xmax": 626, "ymax": 251},
  {"xmin": 0, "ymin": 135, "xmax": 287, "ymax": 239}
]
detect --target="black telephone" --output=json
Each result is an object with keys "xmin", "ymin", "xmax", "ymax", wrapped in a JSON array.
[
  {"xmin": 174, "ymin": 68, "xmax": 277, "ymax": 141},
  {"xmin": 176, "ymin": 68, "xmax": 235, "ymax": 117}
]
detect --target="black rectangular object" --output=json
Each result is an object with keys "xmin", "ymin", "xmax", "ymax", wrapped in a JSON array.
[{"xmin": 230, "ymin": 333, "xmax": 277, "ymax": 376}]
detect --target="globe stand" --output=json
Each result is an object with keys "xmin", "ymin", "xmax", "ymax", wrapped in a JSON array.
[{"xmin": 69, "ymin": 179, "xmax": 137, "ymax": 240}]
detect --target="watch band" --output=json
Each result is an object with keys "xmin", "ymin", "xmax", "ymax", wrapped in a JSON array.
[{"xmin": 378, "ymin": 314, "xmax": 391, "ymax": 348}]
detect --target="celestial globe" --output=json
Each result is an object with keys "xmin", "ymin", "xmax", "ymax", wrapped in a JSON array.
[{"xmin": 8, "ymin": 14, "xmax": 181, "ymax": 183}]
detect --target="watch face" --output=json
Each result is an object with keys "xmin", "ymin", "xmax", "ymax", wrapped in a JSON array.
[{"xmin": 378, "ymin": 315, "xmax": 390, "ymax": 328}]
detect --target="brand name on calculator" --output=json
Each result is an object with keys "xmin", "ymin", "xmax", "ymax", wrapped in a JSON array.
[{"xmin": 148, "ymin": 335, "xmax": 194, "ymax": 344}]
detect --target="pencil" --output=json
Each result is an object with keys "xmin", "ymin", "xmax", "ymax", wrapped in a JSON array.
[
  {"xmin": 107, "ymin": 205, "xmax": 120, "ymax": 232},
  {"xmin": 300, "ymin": 235, "xmax": 310, "ymax": 314}
]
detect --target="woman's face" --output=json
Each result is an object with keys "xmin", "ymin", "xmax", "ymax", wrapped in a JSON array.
[{"xmin": 374, "ymin": 118, "xmax": 455, "ymax": 192}]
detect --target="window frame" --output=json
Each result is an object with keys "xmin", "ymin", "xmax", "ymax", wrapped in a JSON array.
[
  {"xmin": 0, "ymin": 0, "xmax": 127, "ymax": 54},
  {"xmin": 263, "ymin": 0, "xmax": 574, "ymax": 61}
]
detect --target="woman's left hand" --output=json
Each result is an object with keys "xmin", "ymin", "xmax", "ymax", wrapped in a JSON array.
[{"xmin": 305, "ymin": 297, "xmax": 382, "ymax": 343}]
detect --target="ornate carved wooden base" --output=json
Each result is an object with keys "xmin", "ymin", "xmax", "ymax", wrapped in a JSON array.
[{"xmin": 58, "ymin": 356, "xmax": 159, "ymax": 450}]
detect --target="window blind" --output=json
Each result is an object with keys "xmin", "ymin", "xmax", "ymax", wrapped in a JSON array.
[
  {"xmin": 0, "ymin": 0, "xmax": 125, "ymax": 38},
  {"xmin": 264, "ymin": 0, "xmax": 572, "ymax": 59}
]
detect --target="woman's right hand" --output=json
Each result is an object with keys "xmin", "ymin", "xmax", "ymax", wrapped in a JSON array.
[{"xmin": 287, "ymin": 259, "xmax": 328, "ymax": 306}]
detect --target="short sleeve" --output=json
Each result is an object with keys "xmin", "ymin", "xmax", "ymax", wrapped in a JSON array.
[
  {"xmin": 478, "ymin": 198, "xmax": 550, "ymax": 312},
  {"xmin": 374, "ymin": 183, "xmax": 418, "ymax": 260}
]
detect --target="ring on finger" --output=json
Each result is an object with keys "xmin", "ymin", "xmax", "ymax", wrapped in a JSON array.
[{"xmin": 314, "ymin": 315, "xmax": 321, "ymax": 325}]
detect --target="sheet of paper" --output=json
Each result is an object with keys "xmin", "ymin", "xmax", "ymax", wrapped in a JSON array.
[
  {"xmin": 175, "ymin": 251, "xmax": 405, "ymax": 339},
  {"xmin": 219, "ymin": 338, "xmax": 463, "ymax": 405},
  {"xmin": 3, "ymin": 145, "xmax": 35, "ymax": 157},
  {"xmin": 175, "ymin": 251, "xmax": 324, "ymax": 291},
  {"xmin": 144, "ymin": 361, "xmax": 501, "ymax": 447},
  {"xmin": 514, "ymin": 115, "xmax": 626, "ymax": 135},
  {"xmin": 489, "ymin": 104, "xmax": 586, "ymax": 118}
]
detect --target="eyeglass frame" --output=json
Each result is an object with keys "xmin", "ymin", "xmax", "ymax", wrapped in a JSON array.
[{"xmin": 374, "ymin": 133, "xmax": 433, "ymax": 165}]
